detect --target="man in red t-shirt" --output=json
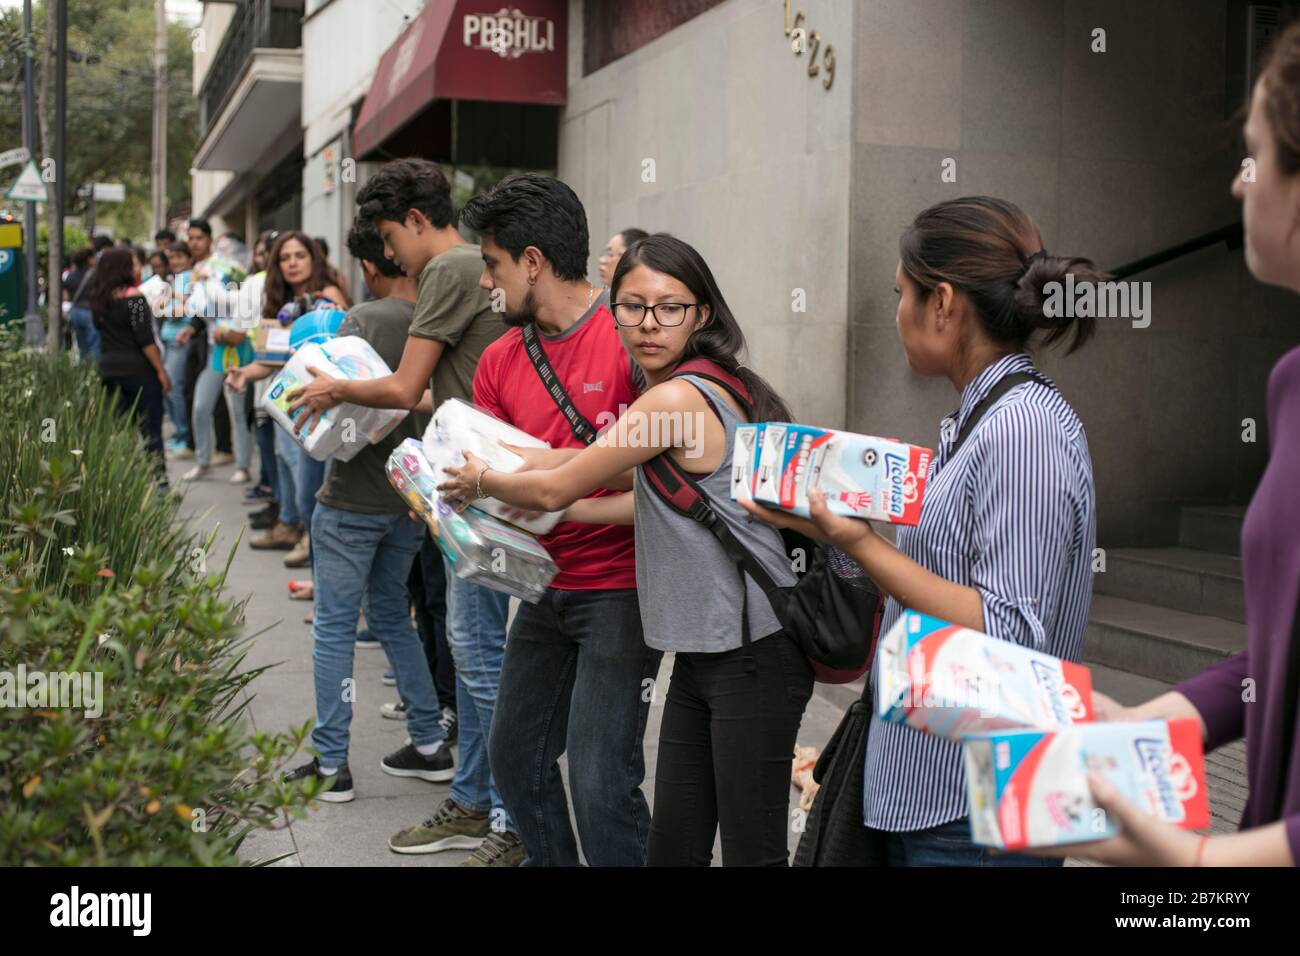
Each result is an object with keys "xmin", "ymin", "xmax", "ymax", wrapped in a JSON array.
[{"xmin": 460, "ymin": 174, "xmax": 661, "ymax": 866}]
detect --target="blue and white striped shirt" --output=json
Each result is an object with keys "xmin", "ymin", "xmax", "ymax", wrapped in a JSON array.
[{"xmin": 863, "ymin": 352, "xmax": 1097, "ymax": 831}]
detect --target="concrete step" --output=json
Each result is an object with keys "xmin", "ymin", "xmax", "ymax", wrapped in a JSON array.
[
  {"xmin": 1178, "ymin": 504, "xmax": 1246, "ymax": 556},
  {"xmin": 1094, "ymin": 546, "xmax": 1245, "ymax": 623},
  {"xmin": 1084, "ymin": 594, "xmax": 1246, "ymax": 684}
]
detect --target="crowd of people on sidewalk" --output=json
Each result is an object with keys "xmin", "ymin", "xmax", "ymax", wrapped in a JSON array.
[{"xmin": 74, "ymin": 24, "xmax": 1300, "ymax": 867}]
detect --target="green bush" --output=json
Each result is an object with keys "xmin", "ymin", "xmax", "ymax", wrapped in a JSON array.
[{"xmin": 0, "ymin": 335, "xmax": 320, "ymax": 865}]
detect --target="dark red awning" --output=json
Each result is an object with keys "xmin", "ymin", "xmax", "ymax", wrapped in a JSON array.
[{"xmin": 353, "ymin": 0, "xmax": 567, "ymax": 159}]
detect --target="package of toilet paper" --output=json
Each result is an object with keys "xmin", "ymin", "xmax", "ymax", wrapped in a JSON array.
[
  {"xmin": 261, "ymin": 336, "xmax": 406, "ymax": 462},
  {"xmin": 421, "ymin": 398, "xmax": 564, "ymax": 535}
]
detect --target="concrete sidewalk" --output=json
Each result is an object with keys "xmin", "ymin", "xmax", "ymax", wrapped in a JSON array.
[
  {"xmin": 169, "ymin": 451, "xmax": 1247, "ymax": 867},
  {"xmin": 168, "ymin": 452, "xmax": 844, "ymax": 866}
]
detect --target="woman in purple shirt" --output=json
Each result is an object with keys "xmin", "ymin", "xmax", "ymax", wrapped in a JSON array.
[{"xmin": 1038, "ymin": 23, "xmax": 1300, "ymax": 868}]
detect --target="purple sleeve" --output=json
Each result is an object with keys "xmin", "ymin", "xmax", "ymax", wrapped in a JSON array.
[
  {"xmin": 1174, "ymin": 650, "xmax": 1250, "ymax": 752},
  {"xmin": 1286, "ymin": 815, "xmax": 1300, "ymax": 866}
]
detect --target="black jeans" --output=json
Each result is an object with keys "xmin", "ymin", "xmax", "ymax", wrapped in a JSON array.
[
  {"xmin": 102, "ymin": 372, "xmax": 166, "ymax": 475},
  {"xmin": 648, "ymin": 630, "xmax": 813, "ymax": 867},
  {"xmin": 489, "ymin": 587, "xmax": 662, "ymax": 866},
  {"xmin": 410, "ymin": 530, "xmax": 457, "ymax": 712}
]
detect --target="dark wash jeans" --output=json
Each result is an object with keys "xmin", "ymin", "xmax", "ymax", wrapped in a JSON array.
[
  {"xmin": 488, "ymin": 587, "xmax": 662, "ymax": 866},
  {"xmin": 648, "ymin": 630, "xmax": 813, "ymax": 867},
  {"xmin": 885, "ymin": 817, "xmax": 1066, "ymax": 867}
]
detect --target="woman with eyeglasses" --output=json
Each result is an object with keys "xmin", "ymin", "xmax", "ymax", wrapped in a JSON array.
[{"xmin": 437, "ymin": 233, "xmax": 812, "ymax": 866}]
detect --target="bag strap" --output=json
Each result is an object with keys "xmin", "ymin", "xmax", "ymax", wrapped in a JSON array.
[
  {"xmin": 948, "ymin": 369, "xmax": 1053, "ymax": 459},
  {"xmin": 520, "ymin": 322, "xmax": 600, "ymax": 446},
  {"xmin": 71, "ymin": 267, "xmax": 94, "ymax": 306}
]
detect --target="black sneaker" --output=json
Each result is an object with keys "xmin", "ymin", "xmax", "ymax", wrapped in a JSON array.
[
  {"xmin": 250, "ymin": 503, "xmax": 280, "ymax": 530},
  {"xmin": 283, "ymin": 758, "xmax": 355, "ymax": 803},
  {"xmin": 439, "ymin": 707, "xmax": 459, "ymax": 746},
  {"xmin": 381, "ymin": 742, "xmax": 454, "ymax": 783}
]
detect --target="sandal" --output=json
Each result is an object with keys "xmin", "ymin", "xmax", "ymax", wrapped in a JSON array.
[{"xmin": 288, "ymin": 580, "xmax": 314, "ymax": 601}]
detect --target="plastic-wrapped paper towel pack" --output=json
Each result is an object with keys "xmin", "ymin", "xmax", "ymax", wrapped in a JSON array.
[
  {"xmin": 422, "ymin": 398, "xmax": 564, "ymax": 535},
  {"xmin": 385, "ymin": 438, "xmax": 558, "ymax": 602}
]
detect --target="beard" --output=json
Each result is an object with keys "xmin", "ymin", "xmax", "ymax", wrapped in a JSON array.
[{"xmin": 499, "ymin": 285, "xmax": 538, "ymax": 327}]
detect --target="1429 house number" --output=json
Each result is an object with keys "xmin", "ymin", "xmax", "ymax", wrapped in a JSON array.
[{"xmin": 783, "ymin": 0, "xmax": 835, "ymax": 90}]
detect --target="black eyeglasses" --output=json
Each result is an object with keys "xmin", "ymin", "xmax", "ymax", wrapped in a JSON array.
[{"xmin": 611, "ymin": 302, "xmax": 701, "ymax": 327}]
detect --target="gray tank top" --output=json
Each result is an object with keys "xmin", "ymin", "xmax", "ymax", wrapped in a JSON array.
[{"xmin": 633, "ymin": 376, "xmax": 797, "ymax": 654}]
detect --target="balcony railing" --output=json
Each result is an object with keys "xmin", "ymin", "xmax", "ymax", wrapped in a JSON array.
[{"xmin": 199, "ymin": 0, "xmax": 304, "ymax": 140}]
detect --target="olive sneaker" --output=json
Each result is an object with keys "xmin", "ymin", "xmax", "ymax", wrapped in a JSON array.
[
  {"xmin": 388, "ymin": 798, "xmax": 491, "ymax": 854},
  {"xmin": 459, "ymin": 829, "xmax": 526, "ymax": 867}
]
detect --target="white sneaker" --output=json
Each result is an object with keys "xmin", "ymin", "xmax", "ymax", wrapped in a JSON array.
[
  {"xmin": 229, "ymin": 468, "xmax": 251, "ymax": 484},
  {"xmin": 181, "ymin": 465, "xmax": 209, "ymax": 481}
]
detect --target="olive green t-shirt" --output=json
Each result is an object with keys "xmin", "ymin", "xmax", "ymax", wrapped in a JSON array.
[
  {"xmin": 315, "ymin": 296, "xmax": 429, "ymax": 515},
  {"xmin": 407, "ymin": 242, "xmax": 506, "ymax": 407}
]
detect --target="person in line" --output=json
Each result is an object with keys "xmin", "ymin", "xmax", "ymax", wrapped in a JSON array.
[
  {"xmin": 425, "ymin": 174, "xmax": 660, "ymax": 866},
  {"xmin": 1034, "ymin": 22, "xmax": 1300, "ymax": 869},
  {"xmin": 746, "ymin": 196, "xmax": 1099, "ymax": 867},
  {"xmin": 280, "ymin": 218, "xmax": 451, "ymax": 801},
  {"xmin": 157, "ymin": 242, "xmax": 195, "ymax": 458},
  {"xmin": 597, "ymin": 227, "xmax": 649, "ymax": 287},
  {"xmin": 154, "ymin": 228, "xmax": 176, "ymax": 254},
  {"xmin": 175, "ymin": 218, "xmax": 238, "ymax": 467},
  {"xmin": 90, "ymin": 247, "xmax": 171, "ymax": 484},
  {"xmin": 63, "ymin": 248, "xmax": 99, "ymax": 364},
  {"xmin": 439, "ymin": 233, "xmax": 812, "ymax": 866},
  {"xmin": 288, "ymin": 158, "xmax": 517, "ymax": 865},
  {"xmin": 228, "ymin": 232, "xmax": 348, "ymax": 555}
]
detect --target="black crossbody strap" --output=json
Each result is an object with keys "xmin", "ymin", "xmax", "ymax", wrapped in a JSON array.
[
  {"xmin": 949, "ymin": 369, "xmax": 1053, "ymax": 458},
  {"xmin": 520, "ymin": 321, "xmax": 600, "ymax": 446}
]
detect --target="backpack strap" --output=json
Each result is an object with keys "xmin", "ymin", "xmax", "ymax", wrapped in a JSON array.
[
  {"xmin": 948, "ymin": 369, "xmax": 1054, "ymax": 459},
  {"xmin": 520, "ymin": 322, "xmax": 600, "ymax": 446}
]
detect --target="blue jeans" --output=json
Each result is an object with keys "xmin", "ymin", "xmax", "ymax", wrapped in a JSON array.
[
  {"xmin": 442, "ymin": 557, "xmax": 512, "ymax": 828},
  {"xmin": 69, "ymin": 305, "xmax": 99, "ymax": 364},
  {"xmin": 297, "ymin": 449, "xmax": 327, "ymax": 532},
  {"xmin": 273, "ymin": 424, "xmax": 301, "ymax": 526},
  {"xmin": 489, "ymin": 587, "xmax": 662, "ymax": 866},
  {"xmin": 193, "ymin": 367, "xmax": 251, "ymax": 468},
  {"xmin": 884, "ymin": 818, "xmax": 1066, "ymax": 867},
  {"xmin": 309, "ymin": 503, "xmax": 444, "ymax": 768},
  {"xmin": 162, "ymin": 340, "xmax": 192, "ymax": 444}
]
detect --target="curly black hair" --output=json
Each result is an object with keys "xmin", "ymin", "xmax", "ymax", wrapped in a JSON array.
[
  {"xmin": 459, "ymin": 173, "xmax": 589, "ymax": 282},
  {"xmin": 355, "ymin": 157, "xmax": 454, "ymax": 229},
  {"xmin": 346, "ymin": 218, "xmax": 403, "ymax": 279}
]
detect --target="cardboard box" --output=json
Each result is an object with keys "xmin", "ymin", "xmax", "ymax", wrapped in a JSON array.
[
  {"xmin": 963, "ymin": 719, "xmax": 1210, "ymax": 849},
  {"xmin": 876, "ymin": 610, "xmax": 1094, "ymax": 740},
  {"xmin": 746, "ymin": 424, "xmax": 932, "ymax": 525},
  {"xmin": 253, "ymin": 318, "xmax": 293, "ymax": 365},
  {"xmin": 729, "ymin": 423, "xmax": 764, "ymax": 501}
]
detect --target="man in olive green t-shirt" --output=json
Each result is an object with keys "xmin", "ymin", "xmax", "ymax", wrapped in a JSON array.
[
  {"xmin": 288, "ymin": 167, "xmax": 505, "ymax": 424},
  {"xmin": 286, "ymin": 158, "xmax": 524, "ymax": 868}
]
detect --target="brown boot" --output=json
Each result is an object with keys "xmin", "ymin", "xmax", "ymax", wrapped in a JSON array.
[
  {"xmin": 283, "ymin": 532, "xmax": 311, "ymax": 568},
  {"xmin": 250, "ymin": 521, "xmax": 300, "ymax": 550}
]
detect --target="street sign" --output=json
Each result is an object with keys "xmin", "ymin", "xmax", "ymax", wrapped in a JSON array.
[
  {"xmin": 4, "ymin": 160, "xmax": 46, "ymax": 202},
  {"xmin": 76, "ymin": 182, "xmax": 125, "ymax": 203},
  {"xmin": 0, "ymin": 147, "xmax": 30, "ymax": 170}
]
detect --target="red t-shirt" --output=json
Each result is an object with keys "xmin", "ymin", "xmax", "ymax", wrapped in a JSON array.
[{"xmin": 472, "ymin": 302, "xmax": 640, "ymax": 590}]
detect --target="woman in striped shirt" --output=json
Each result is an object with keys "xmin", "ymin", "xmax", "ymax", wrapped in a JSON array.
[{"xmin": 746, "ymin": 196, "xmax": 1101, "ymax": 865}]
